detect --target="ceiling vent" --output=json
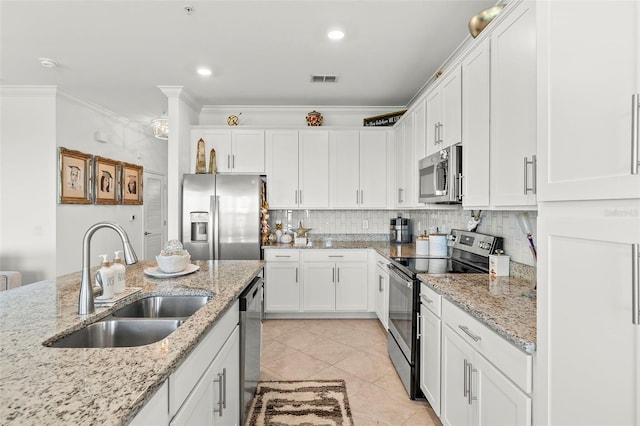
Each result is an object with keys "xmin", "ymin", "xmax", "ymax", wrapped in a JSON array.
[{"xmin": 311, "ymin": 74, "xmax": 339, "ymax": 83}]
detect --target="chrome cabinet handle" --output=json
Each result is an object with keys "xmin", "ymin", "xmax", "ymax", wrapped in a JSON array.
[
  {"xmin": 632, "ymin": 94, "xmax": 639, "ymax": 175},
  {"xmin": 379, "ymin": 275, "xmax": 383, "ymax": 292},
  {"xmin": 356, "ymin": 189, "xmax": 359, "ymax": 204},
  {"xmin": 463, "ymin": 359, "xmax": 469, "ymax": 398},
  {"xmin": 227, "ymin": 154, "xmax": 231, "ymax": 169},
  {"xmin": 459, "ymin": 325, "xmax": 481, "ymax": 342},
  {"xmin": 213, "ymin": 371, "xmax": 224, "ymax": 416},
  {"xmin": 337, "ymin": 267, "xmax": 340, "ymax": 283},
  {"xmin": 416, "ymin": 312, "xmax": 421, "ymax": 339},
  {"xmin": 633, "ymin": 244, "xmax": 639, "ymax": 325},
  {"xmin": 421, "ymin": 294, "xmax": 433, "ymax": 304},
  {"xmin": 275, "ymin": 255, "xmax": 291, "ymax": 258},
  {"xmin": 361, "ymin": 190, "xmax": 364, "ymax": 204},
  {"xmin": 468, "ymin": 363, "xmax": 476, "ymax": 404},
  {"xmin": 232, "ymin": 155, "xmax": 235, "ymax": 170},
  {"xmin": 221, "ymin": 367, "xmax": 227, "ymax": 409},
  {"xmin": 398, "ymin": 188, "xmax": 404, "ymax": 203},
  {"xmin": 524, "ymin": 155, "xmax": 537, "ymax": 195},
  {"xmin": 332, "ymin": 267, "xmax": 335, "ymax": 283},
  {"xmin": 295, "ymin": 190, "xmax": 298, "ymax": 205},
  {"xmin": 299, "ymin": 190, "xmax": 302, "ymax": 204},
  {"xmin": 434, "ymin": 123, "xmax": 439, "ymax": 145},
  {"xmin": 328, "ymin": 255, "xmax": 344, "ymax": 258},
  {"xmin": 295, "ymin": 267, "xmax": 298, "ymax": 283}
]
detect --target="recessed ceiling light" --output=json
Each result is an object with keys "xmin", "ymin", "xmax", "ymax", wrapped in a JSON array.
[
  {"xmin": 197, "ymin": 67, "xmax": 212, "ymax": 76},
  {"xmin": 39, "ymin": 57, "xmax": 58, "ymax": 68},
  {"xmin": 328, "ymin": 30, "xmax": 345, "ymax": 40}
]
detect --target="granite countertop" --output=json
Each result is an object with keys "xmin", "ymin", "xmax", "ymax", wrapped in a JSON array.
[
  {"xmin": 0, "ymin": 259, "xmax": 264, "ymax": 425},
  {"xmin": 418, "ymin": 273, "xmax": 537, "ymax": 353}
]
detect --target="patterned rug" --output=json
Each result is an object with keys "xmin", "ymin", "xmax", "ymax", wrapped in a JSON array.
[{"xmin": 247, "ymin": 380, "xmax": 354, "ymax": 426}]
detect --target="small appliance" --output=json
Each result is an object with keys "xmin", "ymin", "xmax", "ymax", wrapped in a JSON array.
[
  {"xmin": 418, "ymin": 144, "xmax": 463, "ymax": 204},
  {"xmin": 390, "ymin": 217, "xmax": 412, "ymax": 243}
]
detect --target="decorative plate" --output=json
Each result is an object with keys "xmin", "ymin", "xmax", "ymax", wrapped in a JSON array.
[{"xmin": 144, "ymin": 263, "xmax": 200, "ymax": 278}]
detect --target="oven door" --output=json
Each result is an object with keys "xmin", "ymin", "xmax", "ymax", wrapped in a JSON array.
[{"xmin": 387, "ymin": 263, "xmax": 415, "ymax": 362}]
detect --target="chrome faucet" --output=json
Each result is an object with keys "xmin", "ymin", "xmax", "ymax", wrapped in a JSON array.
[{"xmin": 79, "ymin": 222, "xmax": 138, "ymax": 315}]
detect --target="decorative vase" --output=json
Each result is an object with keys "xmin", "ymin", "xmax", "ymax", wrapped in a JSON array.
[
  {"xmin": 306, "ymin": 110, "xmax": 323, "ymax": 126},
  {"xmin": 196, "ymin": 138, "xmax": 206, "ymax": 173},
  {"xmin": 468, "ymin": 4, "xmax": 506, "ymax": 38}
]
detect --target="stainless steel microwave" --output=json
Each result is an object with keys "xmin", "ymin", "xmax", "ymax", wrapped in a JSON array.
[{"xmin": 418, "ymin": 144, "xmax": 462, "ymax": 204}]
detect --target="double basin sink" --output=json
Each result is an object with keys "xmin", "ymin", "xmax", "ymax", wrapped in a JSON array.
[{"xmin": 47, "ymin": 295, "xmax": 212, "ymax": 348}]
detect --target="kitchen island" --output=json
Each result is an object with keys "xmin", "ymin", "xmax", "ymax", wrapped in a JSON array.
[{"xmin": 0, "ymin": 259, "xmax": 264, "ymax": 425}]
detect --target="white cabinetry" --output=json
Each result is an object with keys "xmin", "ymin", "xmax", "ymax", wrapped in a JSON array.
[
  {"xmin": 130, "ymin": 382, "xmax": 169, "ymax": 426},
  {"xmin": 394, "ymin": 114, "xmax": 415, "ymax": 207},
  {"xmin": 440, "ymin": 299, "xmax": 532, "ymax": 426},
  {"xmin": 461, "ymin": 38, "xmax": 491, "ymax": 208},
  {"xmin": 264, "ymin": 250, "xmax": 300, "ymax": 312},
  {"xmin": 413, "ymin": 100, "xmax": 427, "ymax": 162},
  {"xmin": 374, "ymin": 254, "xmax": 390, "ymax": 330},
  {"xmin": 266, "ymin": 130, "xmax": 329, "ymax": 209},
  {"xmin": 419, "ymin": 283, "xmax": 442, "ymax": 417},
  {"xmin": 489, "ymin": 0, "xmax": 537, "ymax": 208},
  {"xmin": 426, "ymin": 65, "xmax": 462, "ymax": 157},
  {"xmin": 537, "ymin": 1, "xmax": 640, "ymax": 201},
  {"xmin": 329, "ymin": 130, "xmax": 388, "ymax": 209},
  {"xmin": 301, "ymin": 250, "xmax": 368, "ymax": 312},
  {"xmin": 192, "ymin": 129, "xmax": 265, "ymax": 173},
  {"xmin": 537, "ymin": 200, "xmax": 640, "ymax": 425}
]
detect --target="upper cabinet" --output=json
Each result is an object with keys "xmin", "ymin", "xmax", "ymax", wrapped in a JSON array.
[
  {"xmin": 426, "ymin": 65, "xmax": 462, "ymax": 157},
  {"xmin": 191, "ymin": 129, "xmax": 265, "ymax": 174},
  {"xmin": 537, "ymin": 0, "xmax": 640, "ymax": 201},
  {"xmin": 329, "ymin": 130, "xmax": 388, "ymax": 209},
  {"xmin": 265, "ymin": 129, "xmax": 329, "ymax": 209},
  {"xmin": 489, "ymin": 0, "xmax": 537, "ymax": 208},
  {"xmin": 394, "ymin": 113, "xmax": 415, "ymax": 208}
]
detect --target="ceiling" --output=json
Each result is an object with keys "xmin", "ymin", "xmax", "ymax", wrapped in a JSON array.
[{"xmin": 1, "ymin": 0, "xmax": 496, "ymax": 126}]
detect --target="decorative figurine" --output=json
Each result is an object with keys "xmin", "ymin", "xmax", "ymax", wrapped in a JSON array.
[
  {"xmin": 305, "ymin": 110, "xmax": 323, "ymax": 126},
  {"xmin": 208, "ymin": 149, "xmax": 217, "ymax": 174},
  {"xmin": 227, "ymin": 113, "xmax": 241, "ymax": 126},
  {"xmin": 196, "ymin": 138, "xmax": 206, "ymax": 173}
]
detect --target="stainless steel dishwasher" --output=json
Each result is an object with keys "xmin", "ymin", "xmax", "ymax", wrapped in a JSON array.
[{"xmin": 239, "ymin": 273, "xmax": 263, "ymax": 426}]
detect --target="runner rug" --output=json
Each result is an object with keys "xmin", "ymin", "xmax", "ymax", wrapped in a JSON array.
[{"xmin": 247, "ymin": 380, "xmax": 354, "ymax": 426}]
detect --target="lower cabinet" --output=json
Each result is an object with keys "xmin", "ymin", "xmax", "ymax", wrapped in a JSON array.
[
  {"xmin": 440, "ymin": 299, "xmax": 532, "ymax": 426},
  {"xmin": 264, "ymin": 250, "xmax": 300, "ymax": 312},
  {"xmin": 374, "ymin": 255, "xmax": 390, "ymax": 329},
  {"xmin": 419, "ymin": 283, "xmax": 442, "ymax": 417},
  {"xmin": 171, "ymin": 327, "xmax": 240, "ymax": 426}
]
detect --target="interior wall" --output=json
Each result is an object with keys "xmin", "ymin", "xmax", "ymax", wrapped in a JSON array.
[
  {"xmin": 0, "ymin": 87, "xmax": 58, "ymax": 284},
  {"xmin": 55, "ymin": 93, "xmax": 167, "ymax": 276},
  {"xmin": 268, "ymin": 208, "xmax": 538, "ymax": 266}
]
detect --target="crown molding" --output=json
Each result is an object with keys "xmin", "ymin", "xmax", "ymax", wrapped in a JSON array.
[
  {"xmin": 158, "ymin": 86, "xmax": 200, "ymax": 113},
  {"xmin": 0, "ymin": 85, "xmax": 58, "ymax": 97}
]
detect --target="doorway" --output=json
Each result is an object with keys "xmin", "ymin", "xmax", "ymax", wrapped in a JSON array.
[{"xmin": 143, "ymin": 171, "xmax": 166, "ymax": 260}]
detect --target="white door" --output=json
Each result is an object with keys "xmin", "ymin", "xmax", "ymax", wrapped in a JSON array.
[
  {"xmin": 143, "ymin": 171, "xmax": 165, "ymax": 260},
  {"xmin": 426, "ymin": 87, "xmax": 443, "ymax": 156},
  {"xmin": 212, "ymin": 328, "xmax": 240, "ymax": 426},
  {"xmin": 413, "ymin": 100, "xmax": 427, "ymax": 161},
  {"xmin": 298, "ymin": 130, "xmax": 329, "ymax": 208},
  {"xmin": 231, "ymin": 129, "xmax": 265, "ymax": 173},
  {"xmin": 490, "ymin": 0, "xmax": 537, "ymax": 207},
  {"xmin": 334, "ymin": 261, "xmax": 367, "ymax": 311},
  {"xmin": 265, "ymin": 262, "xmax": 300, "ymax": 312},
  {"xmin": 360, "ymin": 130, "xmax": 388, "ymax": 209},
  {"xmin": 441, "ymin": 324, "xmax": 474, "ymax": 426},
  {"xmin": 420, "ymin": 304, "xmax": 442, "ymax": 417},
  {"xmin": 462, "ymin": 38, "xmax": 491, "ymax": 209},
  {"xmin": 537, "ymin": 0, "xmax": 640, "ymax": 201},
  {"xmin": 265, "ymin": 130, "xmax": 299, "ymax": 209},
  {"xmin": 198, "ymin": 130, "xmax": 232, "ymax": 173},
  {"xmin": 393, "ymin": 122, "xmax": 406, "ymax": 208},
  {"xmin": 329, "ymin": 130, "xmax": 360, "ymax": 208},
  {"xmin": 441, "ymin": 65, "xmax": 462, "ymax": 149},
  {"xmin": 302, "ymin": 262, "xmax": 335, "ymax": 311}
]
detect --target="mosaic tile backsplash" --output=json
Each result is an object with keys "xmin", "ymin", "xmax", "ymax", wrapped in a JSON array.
[{"xmin": 268, "ymin": 209, "xmax": 538, "ymax": 266}]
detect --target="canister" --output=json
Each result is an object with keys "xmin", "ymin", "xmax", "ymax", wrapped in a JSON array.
[
  {"xmin": 489, "ymin": 253, "xmax": 510, "ymax": 277},
  {"xmin": 416, "ymin": 235, "xmax": 429, "ymax": 255},
  {"xmin": 429, "ymin": 234, "xmax": 448, "ymax": 257}
]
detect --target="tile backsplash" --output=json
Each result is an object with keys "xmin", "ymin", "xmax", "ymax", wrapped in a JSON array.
[{"xmin": 268, "ymin": 209, "xmax": 538, "ymax": 266}]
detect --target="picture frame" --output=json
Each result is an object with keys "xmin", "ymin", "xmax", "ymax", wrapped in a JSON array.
[
  {"xmin": 121, "ymin": 162, "xmax": 143, "ymax": 205},
  {"xmin": 94, "ymin": 156, "xmax": 120, "ymax": 205},
  {"xmin": 58, "ymin": 147, "xmax": 92, "ymax": 204},
  {"xmin": 363, "ymin": 109, "xmax": 407, "ymax": 127}
]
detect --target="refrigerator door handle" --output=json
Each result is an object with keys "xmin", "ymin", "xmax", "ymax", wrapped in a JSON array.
[
  {"xmin": 212, "ymin": 195, "xmax": 221, "ymax": 260},
  {"xmin": 209, "ymin": 195, "xmax": 216, "ymax": 260}
]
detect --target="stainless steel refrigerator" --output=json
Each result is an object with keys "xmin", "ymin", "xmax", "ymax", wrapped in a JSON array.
[{"xmin": 182, "ymin": 174, "xmax": 264, "ymax": 260}]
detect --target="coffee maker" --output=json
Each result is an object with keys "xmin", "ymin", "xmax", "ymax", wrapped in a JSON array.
[{"xmin": 390, "ymin": 217, "xmax": 412, "ymax": 243}]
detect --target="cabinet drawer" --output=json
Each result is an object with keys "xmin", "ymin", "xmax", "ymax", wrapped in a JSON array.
[
  {"xmin": 420, "ymin": 283, "xmax": 441, "ymax": 317},
  {"xmin": 168, "ymin": 300, "xmax": 239, "ymax": 416},
  {"xmin": 442, "ymin": 299, "xmax": 532, "ymax": 393},
  {"xmin": 302, "ymin": 249, "xmax": 368, "ymax": 262},
  {"xmin": 264, "ymin": 249, "xmax": 300, "ymax": 262}
]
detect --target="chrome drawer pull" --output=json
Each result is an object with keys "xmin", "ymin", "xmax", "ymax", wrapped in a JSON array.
[
  {"xmin": 459, "ymin": 325, "xmax": 481, "ymax": 342},
  {"xmin": 421, "ymin": 295, "xmax": 434, "ymax": 304}
]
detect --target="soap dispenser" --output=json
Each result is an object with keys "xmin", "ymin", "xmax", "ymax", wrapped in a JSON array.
[
  {"xmin": 112, "ymin": 250, "xmax": 126, "ymax": 294},
  {"xmin": 95, "ymin": 254, "xmax": 115, "ymax": 299}
]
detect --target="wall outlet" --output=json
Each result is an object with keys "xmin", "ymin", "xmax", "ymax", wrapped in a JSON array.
[{"xmin": 362, "ymin": 219, "xmax": 369, "ymax": 229}]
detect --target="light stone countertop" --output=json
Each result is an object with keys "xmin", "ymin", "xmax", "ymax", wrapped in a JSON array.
[{"xmin": 0, "ymin": 259, "xmax": 264, "ymax": 425}]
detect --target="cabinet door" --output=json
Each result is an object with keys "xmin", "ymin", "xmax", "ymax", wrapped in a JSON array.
[
  {"xmin": 302, "ymin": 261, "xmax": 335, "ymax": 311},
  {"xmin": 393, "ymin": 122, "xmax": 406, "ymax": 207},
  {"xmin": 329, "ymin": 130, "xmax": 360, "ymax": 208},
  {"xmin": 426, "ymin": 87, "xmax": 443, "ymax": 157},
  {"xmin": 375, "ymin": 265, "xmax": 389, "ymax": 330},
  {"xmin": 198, "ymin": 131, "xmax": 232, "ymax": 173},
  {"xmin": 231, "ymin": 130, "xmax": 265, "ymax": 173},
  {"xmin": 538, "ymin": 200, "xmax": 640, "ymax": 426},
  {"xmin": 475, "ymin": 354, "xmax": 531, "ymax": 426},
  {"xmin": 299, "ymin": 131, "xmax": 329, "ymax": 208},
  {"xmin": 420, "ymin": 304, "xmax": 442, "ymax": 417},
  {"xmin": 413, "ymin": 100, "xmax": 427, "ymax": 161},
  {"xmin": 462, "ymin": 38, "xmax": 491, "ymax": 208},
  {"xmin": 131, "ymin": 381, "xmax": 169, "ymax": 426},
  {"xmin": 537, "ymin": 1, "xmax": 640, "ymax": 201},
  {"xmin": 441, "ymin": 325, "xmax": 474, "ymax": 426},
  {"xmin": 490, "ymin": 0, "xmax": 537, "ymax": 207},
  {"xmin": 401, "ymin": 114, "xmax": 416, "ymax": 207},
  {"xmin": 265, "ymin": 130, "xmax": 299, "ymax": 208},
  {"xmin": 335, "ymin": 261, "xmax": 367, "ymax": 311},
  {"xmin": 265, "ymin": 262, "xmax": 300, "ymax": 312},
  {"xmin": 441, "ymin": 65, "xmax": 462, "ymax": 149},
  {"xmin": 359, "ymin": 130, "xmax": 388, "ymax": 208},
  {"xmin": 212, "ymin": 327, "xmax": 240, "ymax": 426}
]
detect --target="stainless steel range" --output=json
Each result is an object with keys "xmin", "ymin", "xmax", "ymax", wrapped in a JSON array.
[{"xmin": 387, "ymin": 229, "xmax": 503, "ymax": 399}]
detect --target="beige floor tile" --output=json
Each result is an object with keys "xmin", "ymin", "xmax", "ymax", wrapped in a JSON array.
[
  {"xmin": 348, "ymin": 383, "xmax": 419, "ymax": 425},
  {"xmin": 309, "ymin": 365, "xmax": 370, "ymax": 396},
  {"xmin": 403, "ymin": 406, "xmax": 441, "ymax": 426},
  {"xmin": 259, "ymin": 366, "xmax": 285, "ymax": 381},
  {"xmin": 333, "ymin": 349, "xmax": 396, "ymax": 383},
  {"xmin": 263, "ymin": 349, "xmax": 331, "ymax": 380},
  {"xmin": 272, "ymin": 327, "xmax": 325, "ymax": 351},
  {"xmin": 302, "ymin": 319, "xmax": 358, "ymax": 337},
  {"xmin": 373, "ymin": 370, "xmax": 407, "ymax": 395},
  {"xmin": 261, "ymin": 340, "xmax": 298, "ymax": 365},
  {"xmin": 298, "ymin": 337, "xmax": 361, "ymax": 365},
  {"xmin": 262, "ymin": 319, "xmax": 309, "ymax": 338}
]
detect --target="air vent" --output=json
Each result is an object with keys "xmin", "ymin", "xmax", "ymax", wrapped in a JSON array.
[{"xmin": 311, "ymin": 74, "xmax": 339, "ymax": 83}]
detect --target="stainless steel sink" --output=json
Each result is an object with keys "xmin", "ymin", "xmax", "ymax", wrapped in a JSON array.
[
  {"xmin": 111, "ymin": 295, "xmax": 211, "ymax": 318},
  {"xmin": 47, "ymin": 319, "xmax": 184, "ymax": 348}
]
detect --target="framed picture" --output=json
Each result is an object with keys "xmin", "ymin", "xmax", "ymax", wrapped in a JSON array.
[
  {"xmin": 58, "ymin": 147, "xmax": 92, "ymax": 204},
  {"xmin": 94, "ymin": 156, "xmax": 120, "ymax": 205},
  {"xmin": 121, "ymin": 162, "xmax": 143, "ymax": 205},
  {"xmin": 363, "ymin": 109, "xmax": 407, "ymax": 127}
]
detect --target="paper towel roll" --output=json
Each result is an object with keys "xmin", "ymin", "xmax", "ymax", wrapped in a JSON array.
[{"xmin": 429, "ymin": 235, "xmax": 448, "ymax": 257}]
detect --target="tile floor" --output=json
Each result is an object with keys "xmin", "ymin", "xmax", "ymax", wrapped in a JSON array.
[{"xmin": 260, "ymin": 318, "xmax": 442, "ymax": 426}]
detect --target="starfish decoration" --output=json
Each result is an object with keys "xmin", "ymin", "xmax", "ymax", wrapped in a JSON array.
[{"xmin": 293, "ymin": 221, "xmax": 312, "ymax": 238}]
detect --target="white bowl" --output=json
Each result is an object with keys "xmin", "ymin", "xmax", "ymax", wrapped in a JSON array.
[{"xmin": 155, "ymin": 253, "xmax": 191, "ymax": 273}]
